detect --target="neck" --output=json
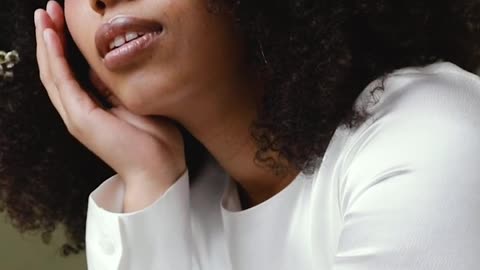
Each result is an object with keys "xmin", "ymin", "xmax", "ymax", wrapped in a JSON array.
[{"xmin": 165, "ymin": 79, "xmax": 300, "ymax": 207}]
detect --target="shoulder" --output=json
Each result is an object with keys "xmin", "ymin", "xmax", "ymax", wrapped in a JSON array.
[
  {"xmin": 331, "ymin": 62, "xmax": 480, "ymax": 269},
  {"xmin": 346, "ymin": 61, "xmax": 480, "ymax": 159},
  {"xmin": 354, "ymin": 61, "xmax": 480, "ymax": 125},
  {"xmin": 338, "ymin": 61, "xmax": 480, "ymax": 210}
]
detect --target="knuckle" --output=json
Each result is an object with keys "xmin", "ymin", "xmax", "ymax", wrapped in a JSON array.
[
  {"xmin": 65, "ymin": 116, "xmax": 84, "ymax": 136},
  {"xmin": 64, "ymin": 118, "xmax": 75, "ymax": 133},
  {"xmin": 66, "ymin": 121, "xmax": 81, "ymax": 137},
  {"xmin": 39, "ymin": 71, "xmax": 50, "ymax": 85}
]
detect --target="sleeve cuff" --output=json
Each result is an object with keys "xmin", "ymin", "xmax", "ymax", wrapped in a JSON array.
[
  {"xmin": 90, "ymin": 174, "xmax": 125, "ymax": 213},
  {"xmin": 89, "ymin": 169, "xmax": 189, "ymax": 214},
  {"xmin": 86, "ymin": 170, "xmax": 192, "ymax": 270}
]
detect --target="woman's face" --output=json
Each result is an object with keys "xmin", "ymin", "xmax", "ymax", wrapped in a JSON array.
[{"xmin": 64, "ymin": 0, "xmax": 246, "ymax": 115}]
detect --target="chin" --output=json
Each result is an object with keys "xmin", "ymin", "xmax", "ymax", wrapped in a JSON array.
[{"xmin": 109, "ymin": 72, "xmax": 178, "ymax": 115}]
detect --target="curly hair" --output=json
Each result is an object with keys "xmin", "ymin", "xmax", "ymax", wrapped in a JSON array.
[{"xmin": 1, "ymin": 0, "xmax": 480, "ymax": 256}]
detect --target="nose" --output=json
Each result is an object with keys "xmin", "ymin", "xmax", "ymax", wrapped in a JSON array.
[
  {"xmin": 89, "ymin": 0, "xmax": 126, "ymax": 15},
  {"xmin": 89, "ymin": 0, "xmax": 106, "ymax": 14}
]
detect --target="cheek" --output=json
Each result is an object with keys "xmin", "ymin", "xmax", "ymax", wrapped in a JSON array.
[
  {"xmin": 64, "ymin": 2, "xmax": 84, "ymax": 49},
  {"xmin": 64, "ymin": 1, "xmax": 96, "ymax": 58},
  {"xmin": 64, "ymin": 0, "xmax": 79, "ymax": 32}
]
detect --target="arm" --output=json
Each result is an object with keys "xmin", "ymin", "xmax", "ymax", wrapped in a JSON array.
[{"xmin": 34, "ymin": 3, "xmax": 190, "ymax": 269}]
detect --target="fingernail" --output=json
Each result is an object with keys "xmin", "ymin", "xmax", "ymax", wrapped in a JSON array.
[
  {"xmin": 34, "ymin": 9, "xmax": 41, "ymax": 27},
  {"xmin": 46, "ymin": 1, "xmax": 53, "ymax": 15}
]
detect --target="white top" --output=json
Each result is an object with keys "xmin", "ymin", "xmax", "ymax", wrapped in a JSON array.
[{"xmin": 85, "ymin": 62, "xmax": 480, "ymax": 270}]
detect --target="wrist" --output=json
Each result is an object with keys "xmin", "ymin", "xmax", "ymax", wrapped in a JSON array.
[{"xmin": 121, "ymin": 167, "xmax": 186, "ymax": 213}]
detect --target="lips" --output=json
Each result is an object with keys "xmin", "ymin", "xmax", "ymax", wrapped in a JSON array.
[{"xmin": 95, "ymin": 16, "xmax": 163, "ymax": 59}]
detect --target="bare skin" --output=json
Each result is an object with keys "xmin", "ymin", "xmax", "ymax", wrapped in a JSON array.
[{"xmin": 35, "ymin": 0, "xmax": 299, "ymax": 211}]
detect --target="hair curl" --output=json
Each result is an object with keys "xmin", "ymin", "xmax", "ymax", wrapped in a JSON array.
[{"xmin": 1, "ymin": 0, "xmax": 480, "ymax": 256}]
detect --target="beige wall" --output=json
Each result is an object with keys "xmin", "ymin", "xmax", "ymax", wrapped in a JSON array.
[{"xmin": 0, "ymin": 213, "xmax": 86, "ymax": 269}]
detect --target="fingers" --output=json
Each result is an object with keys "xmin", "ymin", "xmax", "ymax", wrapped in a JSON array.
[
  {"xmin": 46, "ymin": 1, "xmax": 64, "ymax": 33},
  {"xmin": 109, "ymin": 107, "xmax": 180, "ymax": 143},
  {"xmin": 46, "ymin": 1, "xmax": 66, "ymax": 49},
  {"xmin": 36, "ymin": 4, "xmax": 101, "ymax": 128},
  {"xmin": 43, "ymin": 28, "xmax": 98, "ymax": 121},
  {"xmin": 39, "ymin": 21, "xmax": 142, "ymax": 172},
  {"xmin": 35, "ymin": 9, "xmax": 67, "ymax": 120}
]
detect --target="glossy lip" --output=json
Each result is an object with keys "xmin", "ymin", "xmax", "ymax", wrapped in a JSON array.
[
  {"xmin": 103, "ymin": 32, "xmax": 162, "ymax": 71},
  {"xmin": 95, "ymin": 16, "xmax": 163, "ymax": 59}
]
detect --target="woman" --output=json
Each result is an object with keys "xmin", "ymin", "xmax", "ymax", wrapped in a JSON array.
[{"xmin": 1, "ymin": 0, "xmax": 480, "ymax": 268}]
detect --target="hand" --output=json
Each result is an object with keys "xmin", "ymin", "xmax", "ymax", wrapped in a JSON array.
[{"xmin": 34, "ymin": 1, "xmax": 186, "ymax": 206}]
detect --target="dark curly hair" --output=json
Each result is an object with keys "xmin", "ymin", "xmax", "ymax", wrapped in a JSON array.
[{"xmin": 1, "ymin": 0, "xmax": 480, "ymax": 256}]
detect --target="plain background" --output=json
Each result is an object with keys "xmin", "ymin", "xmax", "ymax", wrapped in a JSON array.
[{"xmin": 0, "ymin": 214, "xmax": 86, "ymax": 269}]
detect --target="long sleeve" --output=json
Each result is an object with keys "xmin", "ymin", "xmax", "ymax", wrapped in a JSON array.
[
  {"xmin": 333, "ymin": 65, "xmax": 480, "ymax": 269},
  {"xmin": 85, "ymin": 170, "xmax": 192, "ymax": 270}
]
